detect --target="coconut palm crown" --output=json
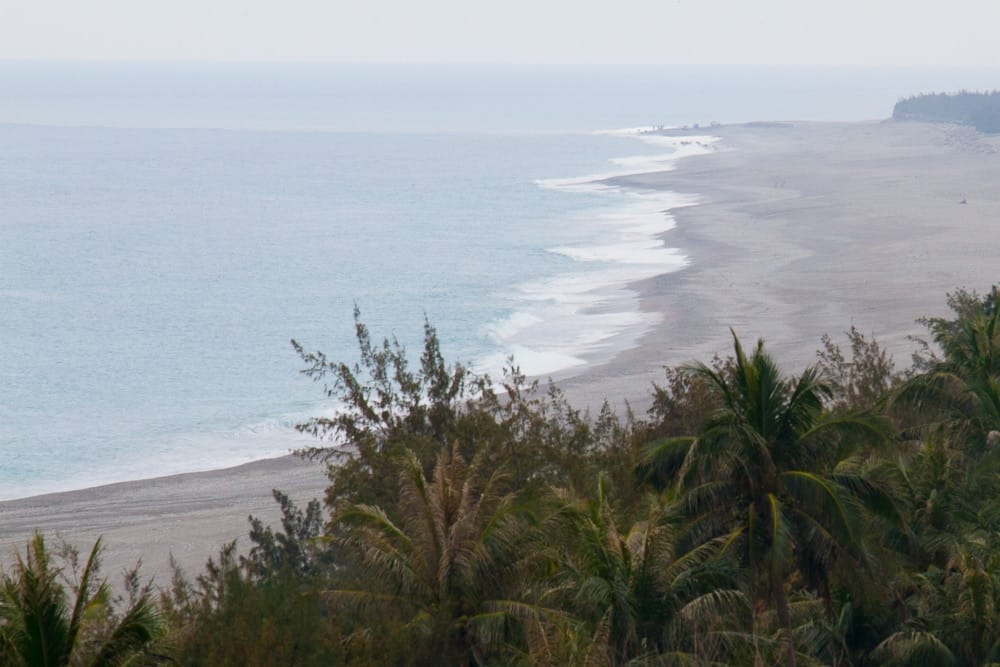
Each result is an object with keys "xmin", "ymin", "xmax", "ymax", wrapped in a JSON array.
[
  {"xmin": 900, "ymin": 287, "xmax": 1000, "ymax": 445},
  {"xmin": 643, "ymin": 332, "xmax": 889, "ymax": 665},
  {"xmin": 329, "ymin": 441, "xmax": 531, "ymax": 665}
]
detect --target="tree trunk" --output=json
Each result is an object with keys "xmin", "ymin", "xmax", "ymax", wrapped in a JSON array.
[{"xmin": 772, "ymin": 575, "xmax": 797, "ymax": 667}]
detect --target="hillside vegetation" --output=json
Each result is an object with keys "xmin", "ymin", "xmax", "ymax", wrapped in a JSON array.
[{"xmin": 6, "ymin": 288, "xmax": 1000, "ymax": 665}]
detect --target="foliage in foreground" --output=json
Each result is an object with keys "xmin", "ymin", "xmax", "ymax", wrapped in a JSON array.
[
  {"xmin": 13, "ymin": 288, "xmax": 1000, "ymax": 665},
  {"xmin": 0, "ymin": 534, "xmax": 161, "ymax": 667}
]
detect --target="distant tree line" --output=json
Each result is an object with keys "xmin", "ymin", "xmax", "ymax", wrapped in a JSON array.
[{"xmin": 893, "ymin": 90, "xmax": 1000, "ymax": 132}]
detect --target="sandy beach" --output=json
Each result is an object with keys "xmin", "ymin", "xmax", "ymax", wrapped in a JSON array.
[
  {"xmin": 559, "ymin": 119, "xmax": 1000, "ymax": 408},
  {"xmin": 0, "ymin": 455, "xmax": 328, "ymax": 582},
  {"xmin": 4, "ymin": 118, "xmax": 1000, "ymax": 584}
]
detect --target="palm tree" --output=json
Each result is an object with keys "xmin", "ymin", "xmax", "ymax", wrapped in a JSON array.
[
  {"xmin": 643, "ymin": 332, "xmax": 888, "ymax": 666},
  {"xmin": 541, "ymin": 478, "xmax": 740, "ymax": 665},
  {"xmin": 329, "ymin": 441, "xmax": 533, "ymax": 665},
  {"xmin": 866, "ymin": 546, "xmax": 1000, "ymax": 666},
  {"xmin": 900, "ymin": 287, "xmax": 1000, "ymax": 446},
  {"xmin": 0, "ymin": 533, "xmax": 160, "ymax": 667}
]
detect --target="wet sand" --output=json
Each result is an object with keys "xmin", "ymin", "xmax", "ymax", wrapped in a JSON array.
[{"xmin": 4, "ymin": 119, "xmax": 999, "ymax": 583}]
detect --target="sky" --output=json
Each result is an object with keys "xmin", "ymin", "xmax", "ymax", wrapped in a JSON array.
[{"xmin": 2, "ymin": 0, "xmax": 999, "ymax": 66}]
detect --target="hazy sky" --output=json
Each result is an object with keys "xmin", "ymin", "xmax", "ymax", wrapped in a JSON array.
[{"xmin": 3, "ymin": 0, "xmax": 998, "ymax": 66}]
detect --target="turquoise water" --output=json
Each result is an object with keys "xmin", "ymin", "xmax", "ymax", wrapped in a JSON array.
[{"xmin": 3, "ymin": 64, "xmax": 1000, "ymax": 498}]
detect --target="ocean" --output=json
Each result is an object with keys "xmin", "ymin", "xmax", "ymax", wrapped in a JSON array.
[{"xmin": 3, "ymin": 63, "xmax": 999, "ymax": 499}]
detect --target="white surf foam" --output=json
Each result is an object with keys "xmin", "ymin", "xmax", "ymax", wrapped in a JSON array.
[
  {"xmin": 479, "ymin": 130, "xmax": 716, "ymax": 380},
  {"xmin": 535, "ymin": 134, "xmax": 719, "ymax": 190}
]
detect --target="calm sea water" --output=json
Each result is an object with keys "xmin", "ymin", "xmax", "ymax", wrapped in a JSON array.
[{"xmin": 3, "ymin": 64, "xmax": 999, "ymax": 499}]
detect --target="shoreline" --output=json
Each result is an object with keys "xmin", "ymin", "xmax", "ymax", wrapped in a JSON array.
[
  {"xmin": 533, "ymin": 131, "xmax": 721, "ymax": 398},
  {"xmin": 0, "ymin": 454, "xmax": 327, "ymax": 580},
  {"xmin": 0, "ymin": 129, "xmax": 701, "ymax": 505},
  {"xmin": 7, "ymin": 118, "xmax": 1000, "ymax": 583},
  {"xmin": 0, "ymin": 128, "xmax": 696, "ymax": 580},
  {"xmin": 486, "ymin": 131, "xmax": 716, "ymax": 381},
  {"xmin": 557, "ymin": 119, "xmax": 1000, "ymax": 411}
]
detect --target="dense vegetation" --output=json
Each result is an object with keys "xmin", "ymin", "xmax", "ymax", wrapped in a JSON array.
[
  {"xmin": 5, "ymin": 288, "xmax": 1000, "ymax": 665},
  {"xmin": 893, "ymin": 91, "xmax": 1000, "ymax": 132}
]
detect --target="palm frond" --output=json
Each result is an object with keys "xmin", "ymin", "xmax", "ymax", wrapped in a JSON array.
[
  {"xmin": 84, "ymin": 590, "xmax": 161, "ymax": 667},
  {"xmin": 637, "ymin": 437, "xmax": 696, "ymax": 489},
  {"xmin": 870, "ymin": 630, "xmax": 956, "ymax": 666},
  {"xmin": 780, "ymin": 470, "xmax": 860, "ymax": 549}
]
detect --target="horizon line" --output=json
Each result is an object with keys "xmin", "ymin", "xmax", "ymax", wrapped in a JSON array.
[{"xmin": 3, "ymin": 59, "xmax": 1000, "ymax": 69}]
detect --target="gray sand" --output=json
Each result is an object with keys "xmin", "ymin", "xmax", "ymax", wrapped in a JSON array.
[
  {"xmin": 3, "ymin": 119, "xmax": 998, "ymax": 584},
  {"xmin": 0, "ymin": 455, "xmax": 328, "ymax": 582},
  {"xmin": 558, "ymin": 120, "xmax": 1000, "ymax": 409}
]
